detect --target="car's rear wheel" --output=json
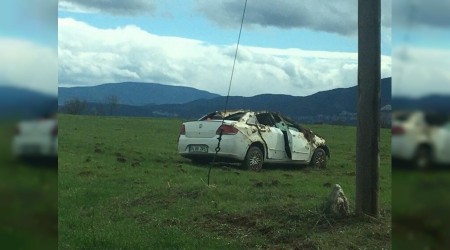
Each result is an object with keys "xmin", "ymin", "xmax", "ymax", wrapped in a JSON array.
[
  {"xmin": 413, "ymin": 146, "xmax": 432, "ymax": 170},
  {"xmin": 310, "ymin": 148, "xmax": 327, "ymax": 168},
  {"xmin": 244, "ymin": 146, "xmax": 264, "ymax": 171}
]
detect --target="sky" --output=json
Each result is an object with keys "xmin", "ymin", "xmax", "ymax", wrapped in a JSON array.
[
  {"xmin": 0, "ymin": 0, "xmax": 57, "ymax": 96},
  {"xmin": 392, "ymin": 0, "xmax": 450, "ymax": 98},
  {"xmin": 58, "ymin": 0, "xmax": 393, "ymax": 97},
  {"xmin": 1, "ymin": 1, "xmax": 449, "ymax": 99}
]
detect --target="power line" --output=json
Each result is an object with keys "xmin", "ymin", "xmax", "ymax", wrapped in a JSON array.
[{"xmin": 207, "ymin": 0, "xmax": 248, "ymax": 186}]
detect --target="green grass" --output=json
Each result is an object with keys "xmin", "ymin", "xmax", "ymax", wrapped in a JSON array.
[
  {"xmin": 0, "ymin": 120, "xmax": 58, "ymax": 249},
  {"xmin": 58, "ymin": 114, "xmax": 391, "ymax": 249},
  {"xmin": 392, "ymin": 169, "xmax": 450, "ymax": 249}
]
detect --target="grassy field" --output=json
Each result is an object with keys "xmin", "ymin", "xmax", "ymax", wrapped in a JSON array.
[
  {"xmin": 392, "ymin": 168, "xmax": 450, "ymax": 249},
  {"xmin": 58, "ymin": 114, "xmax": 391, "ymax": 249},
  {"xmin": 0, "ymin": 121, "xmax": 58, "ymax": 249}
]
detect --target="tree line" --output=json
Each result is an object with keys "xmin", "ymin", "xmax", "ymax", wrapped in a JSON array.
[{"xmin": 59, "ymin": 95, "xmax": 119, "ymax": 116}]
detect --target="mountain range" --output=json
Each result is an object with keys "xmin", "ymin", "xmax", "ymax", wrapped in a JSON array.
[
  {"xmin": 146, "ymin": 78, "xmax": 392, "ymax": 120},
  {"xmin": 58, "ymin": 82, "xmax": 220, "ymax": 106},
  {"xmin": 0, "ymin": 85, "xmax": 57, "ymax": 119},
  {"xmin": 59, "ymin": 78, "xmax": 393, "ymax": 124},
  {"xmin": 392, "ymin": 95, "xmax": 450, "ymax": 113},
  {"xmin": 8, "ymin": 77, "xmax": 450, "ymax": 124}
]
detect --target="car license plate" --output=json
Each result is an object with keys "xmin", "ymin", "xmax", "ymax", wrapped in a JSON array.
[
  {"xmin": 189, "ymin": 145, "xmax": 208, "ymax": 153},
  {"xmin": 22, "ymin": 145, "xmax": 41, "ymax": 154}
]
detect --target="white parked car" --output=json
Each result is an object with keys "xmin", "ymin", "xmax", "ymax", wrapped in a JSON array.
[
  {"xmin": 12, "ymin": 118, "xmax": 58, "ymax": 158},
  {"xmin": 392, "ymin": 111, "xmax": 450, "ymax": 169},
  {"xmin": 177, "ymin": 110, "xmax": 330, "ymax": 171}
]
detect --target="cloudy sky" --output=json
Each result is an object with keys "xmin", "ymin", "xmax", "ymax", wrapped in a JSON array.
[
  {"xmin": 58, "ymin": 0, "xmax": 392, "ymax": 97},
  {"xmin": 393, "ymin": 0, "xmax": 450, "ymax": 97},
  {"xmin": 0, "ymin": 0, "xmax": 57, "ymax": 96}
]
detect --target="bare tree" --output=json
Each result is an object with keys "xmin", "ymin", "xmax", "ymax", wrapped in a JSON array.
[
  {"xmin": 356, "ymin": 0, "xmax": 380, "ymax": 217},
  {"xmin": 60, "ymin": 98, "xmax": 87, "ymax": 115},
  {"xmin": 95, "ymin": 104, "xmax": 105, "ymax": 116},
  {"xmin": 90, "ymin": 105, "xmax": 105, "ymax": 116},
  {"xmin": 106, "ymin": 95, "xmax": 120, "ymax": 116}
]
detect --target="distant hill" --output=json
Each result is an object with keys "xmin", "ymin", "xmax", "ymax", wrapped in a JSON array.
[
  {"xmin": 392, "ymin": 95, "xmax": 450, "ymax": 113},
  {"xmin": 143, "ymin": 78, "xmax": 391, "ymax": 120},
  {"xmin": 0, "ymin": 85, "xmax": 58, "ymax": 119},
  {"xmin": 58, "ymin": 82, "xmax": 221, "ymax": 106},
  {"xmin": 70, "ymin": 78, "xmax": 391, "ymax": 125}
]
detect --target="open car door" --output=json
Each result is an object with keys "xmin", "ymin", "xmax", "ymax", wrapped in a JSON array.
[
  {"xmin": 432, "ymin": 122, "xmax": 450, "ymax": 164},
  {"xmin": 254, "ymin": 113, "xmax": 288, "ymax": 160},
  {"xmin": 286, "ymin": 128, "xmax": 311, "ymax": 161},
  {"xmin": 274, "ymin": 114, "xmax": 311, "ymax": 161}
]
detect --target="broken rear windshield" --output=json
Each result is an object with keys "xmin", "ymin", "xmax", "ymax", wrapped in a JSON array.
[
  {"xmin": 393, "ymin": 112, "xmax": 411, "ymax": 122},
  {"xmin": 200, "ymin": 112, "xmax": 246, "ymax": 121},
  {"xmin": 223, "ymin": 112, "xmax": 246, "ymax": 121}
]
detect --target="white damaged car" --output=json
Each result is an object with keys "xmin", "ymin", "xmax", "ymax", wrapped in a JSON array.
[
  {"xmin": 178, "ymin": 110, "xmax": 330, "ymax": 171},
  {"xmin": 12, "ymin": 118, "xmax": 58, "ymax": 158},
  {"xmin": 392, "ymin": 111, "xmax": 450, "ymax": 169}
]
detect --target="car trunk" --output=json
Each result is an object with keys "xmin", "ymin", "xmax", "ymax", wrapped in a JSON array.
[
  {"xmin": 184, "ymin": 120, "xmax": 231, "ymax": 138},
  {"xmin": 18, "ymin": 120, "xmax": 56, "ymax": 137}
]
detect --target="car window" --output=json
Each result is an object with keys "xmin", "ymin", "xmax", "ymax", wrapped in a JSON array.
[
  {"xmin": 276, "ymin": 114, "xmax": 299, "ymax": 130},
  {"xmin": 393, "ymin": 112, "xmax": 411, "ymax": 122},
  {"xmin": 200, "ymin": 111, "xmax": 246, "ymax": 121},
  {"xmin": 256, "ymin": 113, "xmax": 276, "ymax": 127},
  {"xmin": 444, "ymin": 122, "xmax": 450, "ymax": 131},
  {"xmin": 199, "ymin": 112, "xmax": 222, "ymax": 121},
  {"xmin": 224, "ymin": 112, "xmax": 246, "ymax": 121},
  {"xmin": 271, "ymin": 114, "xmax": 289, "ymax": 131},
  {"xmin": 425, "ymin": 113, "xmax": 449, "ymax": 126}
]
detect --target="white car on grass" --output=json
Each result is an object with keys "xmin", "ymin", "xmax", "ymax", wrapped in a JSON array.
[
  {"xmin": 392, "ymin": 111, "xmax": 450, "ymax": 169},
  {"xmin": 177, "ymin": 110, "xmax": 330, "ymax": 171},
  {"xmin": 12, "ymin": 118, "xmax": 58, "ymax": 158}
]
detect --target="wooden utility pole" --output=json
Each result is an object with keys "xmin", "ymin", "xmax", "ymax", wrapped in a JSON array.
[{"xmin": 356, "ymin": 0, "xmax": 381, "ymax": 216}]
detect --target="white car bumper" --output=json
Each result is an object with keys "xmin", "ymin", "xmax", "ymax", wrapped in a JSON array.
[
  {"xmin": 178, "ymin": 134, "xmax": 250, "ymax": 162},
  {"xmin": 12, "ymin": 136, "xmax": 58, "ymax": 157},
  {"xmin": 391, "ymin": 135, "xmax": 417, "ymax": 160}
]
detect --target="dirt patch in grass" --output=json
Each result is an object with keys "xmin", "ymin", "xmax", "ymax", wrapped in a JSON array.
[
  {"xmin": 126, "ymin": 188, "xmax": 204, "ymax": 210},
  {"xmin": 94, "ymin": 143, "xmax": 105, "ymax": 154},
  {"xmin": 127, "ymin": 192, "xmax": 172, "ymax": 208},
  {"xmin": 115, "ymin": 152, "xmax": 126, "ymax": 163},
  {"xmin": 323, "ymin": 182, "xmax": 332, "ymax": 188},
  {"xmin": 195, "ymin": 204, "xmax": 391, "ymax": 249},
  {"xmin": 78, "ymin": 171, "xmax": 93, "ymax": 177},
  {"xmin": 177, "ymin": 190, "xmax": 203, "ymax": 199},
  {"xmin": 252, "ymin": 181, "xmax": 264, "ymax": 188},
  {"xmin": 271, "ymin": 179, "xmax": 280, "ymax": 186},
  {"xmin": 94, "ymin": 148, "xmax": 104, "ymax": 154},
  {"xmin": 84, "ymin": 156, "xmax": 92, "ymax": 162},
  {"xmin": 394, "ymin": 214, "xmax": 448, "ymax": 248},
  {"xmin": 250, "ymin": 179, "xmax": 281, "ymax": 188},
  {"xmin": 199, "ymin": 210, "xmax": 305, "ymax": 247},
  {"xmin": 132, "ymin": 212, "xmax": 155, "ymax": 225},
  {"xmin": 345, "ymin": 171, "xmax": 356, "ymax": 176},
  {"xmin": 131, "ymin": 160, "xmax": 141, "ymax": 167}
]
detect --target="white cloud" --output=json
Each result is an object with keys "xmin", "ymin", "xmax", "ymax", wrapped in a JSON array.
[
  {"xmin": 58, "ymin": 18, "xmax": 391, "ymax": 97},
  {"xmin": 0, "ymin": 38, "xmax": 57, "ymax": 95},
  {"xmin": 393, "ymin": 46, "xmax": 450, "ymax": 97}
]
